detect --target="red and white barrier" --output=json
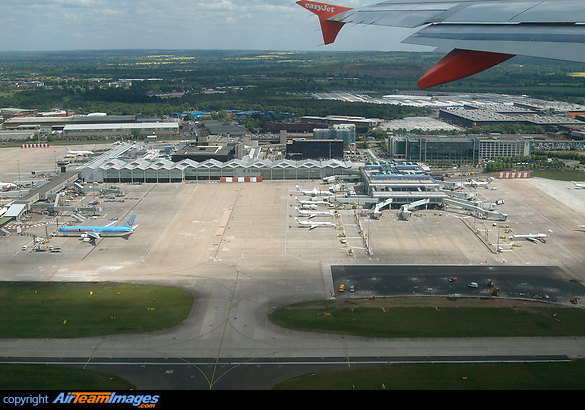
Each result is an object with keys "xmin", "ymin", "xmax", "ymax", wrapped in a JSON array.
[
  {"xmin": 496, "ymin": 172, "xmax": 530, "ymax": 179},
  {"xmin": 220, "ymin": 177, "xmax": 263, "ymax": 182},
  {"xmin": 21, "ymin": 143, "xmax": 49, "ymax": 148}
]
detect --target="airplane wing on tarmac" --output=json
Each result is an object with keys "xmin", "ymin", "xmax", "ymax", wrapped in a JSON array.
[{"xmin": 296, "ymin": 0, "xmax": 585, "ymax": 88}]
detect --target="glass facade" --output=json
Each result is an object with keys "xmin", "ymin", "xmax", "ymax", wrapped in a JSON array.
[
  {"xmin": 313, "ymin": 124, "xmax": 356, "ymax": 145},
  {"xmin": 389, "ymin": 136, "xmax": 531, "ymax": 164}
]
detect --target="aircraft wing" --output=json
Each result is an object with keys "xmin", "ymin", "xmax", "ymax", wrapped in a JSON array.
[
  {"xmin": 297, "ymin": 0, "xmax": 585, "ymax": 88},
  {"xmin": 88, "ymin": 232, "xmax": 101, "ymax": 240}
]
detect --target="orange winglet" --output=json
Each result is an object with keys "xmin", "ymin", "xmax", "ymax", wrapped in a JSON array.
[
  {"xmin": 297, "ymin": 0, "xmax": 354, "ymax": 45},
  {"xmin": 418, "ymin": 49, "xmax": 515, "ymax": 89}
]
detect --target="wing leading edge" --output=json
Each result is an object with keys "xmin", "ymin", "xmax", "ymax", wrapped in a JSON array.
[{"xmin": 296, "ymin": 0, "xmax": 585, "ymax": 88}]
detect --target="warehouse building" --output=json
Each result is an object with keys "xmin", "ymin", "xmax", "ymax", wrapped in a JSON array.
[
  {"xmin": 439, "ymin": 108, "xmax": 584, "ymax": 128},
  {"xmin": 61, "ymin": 122, "xmax": 179, "ymax": 139}
]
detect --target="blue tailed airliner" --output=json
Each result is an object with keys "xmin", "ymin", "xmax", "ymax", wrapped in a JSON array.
[{"xmin": 58, "ymin": 215, "xmax": 137, "ymax": 241}]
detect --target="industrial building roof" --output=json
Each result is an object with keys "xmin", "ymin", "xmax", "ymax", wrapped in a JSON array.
[{"xmin": 62, "ymin": 122, "xmax": 179, "ymax": 131}]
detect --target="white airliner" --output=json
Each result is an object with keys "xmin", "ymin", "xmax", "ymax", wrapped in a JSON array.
[
  {"xmin": 469, "ymin": 177, "xmax": 494, "ymax": 188},
  {"xmin": 296, "ymin": 197, "xmax": 334, "ymax": 207},
  {"xmin": 295, "ymin": 217, "xmax": 337, "ymax": 230},
  {"xmin": 295, "ymin": 207, "xmax": 334, "ymax": 218},
  {"xmin": 573, "ymin": 181, "xmax": 585, "ymax": 188},
  {"xmin": 0, "ymin": 182, "xmax": 17, "ymax": 191},
  {"xmin": 66, "ymin": 146, "xmax": 93, "ymax": 156},
  {"xmin": 510, "ymin": 230, "xmax": 552, "ymax": 243},
  {"xmin": 296, "ymin": 185, "xmax": 333, "ymax": 197}
]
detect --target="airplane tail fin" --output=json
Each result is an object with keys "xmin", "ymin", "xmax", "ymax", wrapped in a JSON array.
[
  {"xmin": 296, "ymin": 0, "xmax": 353, "ymax": 45},
  {"xmin": 123, "ymin": 215, "xmax": 137, "ymax": 229}
]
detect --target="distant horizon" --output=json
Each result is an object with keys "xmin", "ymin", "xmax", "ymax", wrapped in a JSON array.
[
  {"xmin": 0, "ymin": 0, "xmax": 429, "ymax": 53},
  {"xmin": 0, "ymin": 48, "xmax": 432, "ymax": 54}
]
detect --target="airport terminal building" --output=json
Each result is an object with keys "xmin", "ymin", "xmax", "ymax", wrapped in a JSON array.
[{"xmin": 360, "ymin": 161, "xmax": 446, "ymax": 207}]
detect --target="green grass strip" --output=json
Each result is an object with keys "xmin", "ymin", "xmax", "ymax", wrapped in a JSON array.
[
  {"xmin": 273, "ymin": 361, "xmax": 585, "ymax": 390},
  {"xmin": 269, "ymin": 304, "xmax": 585, "ymax": 338},
  {"xmin": 0, "ymin": 282, "xmax": 194, "ymax": 338},
  {"xmin": 0, "ymin": 364, "xmax": 134, "ymax": 390}
]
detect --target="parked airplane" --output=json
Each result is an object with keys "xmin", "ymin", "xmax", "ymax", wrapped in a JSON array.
[
  {"xmin": 573, "ymin": 181, "xmax": 585, "ymax": 188},
  {"xmin": 296, "ymin": 197, "xmax": 334, "ymax": 207},
  {"xmin": 295, "ymin": 207, "xmax": 334, "ymax": 218},
  {"xmin": 0, "ymin": 182, "xmax": 17, "ymax": 191},
  {"xmin": 58, "ymin": 215, "xmax": 137, "ymax": 242},
  {"xmin": 295, "ymin": 217, "xmax": 337, "ymax": 230},
  {"xmin": 510, "ymin": 230, "xmax": 552, "ymax": 243},
  {"xmin": 297, "ymin": 0, "xmax": 585, "ymax": 88},
  {"xmin": 66, "ymin": 146, "xmax": 93, "ymax": 156},
  {"xmin": 296, "ymin": 185, "xmax": 333, "ymax": 196},
  {"xmin": 469, "ymin": 177, "xmax": 494, "ymax": 188}
]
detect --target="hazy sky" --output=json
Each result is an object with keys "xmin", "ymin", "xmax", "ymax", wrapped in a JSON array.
[{"xmin": 1, "ymin": 0, "xmax": 429, "ymax": 52}]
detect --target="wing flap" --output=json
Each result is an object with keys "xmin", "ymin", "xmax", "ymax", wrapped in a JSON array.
[
  {"xmin": 406, "ymin": 24, "xmax": 585, "ymax": 62},
  {"xmin": 332, "ymin": 2, "xmax": 458, "ymax": 28}
]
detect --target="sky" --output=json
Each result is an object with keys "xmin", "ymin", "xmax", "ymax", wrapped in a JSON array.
[{"xmin": 0, "ymin": 0, "xmax": 429, "ymax": 52}]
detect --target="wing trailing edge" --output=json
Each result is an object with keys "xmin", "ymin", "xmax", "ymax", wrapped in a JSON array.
[{"xmin": 296, "ymin": 0, "xmax": 585, "ymax": 88}]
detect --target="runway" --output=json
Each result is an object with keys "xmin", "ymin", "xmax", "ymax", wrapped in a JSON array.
[{"xmin": 0, "ymin": 345, "xmax": 579, "ymax": 390}]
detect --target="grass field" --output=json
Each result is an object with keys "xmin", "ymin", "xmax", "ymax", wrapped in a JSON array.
[
  {"xmin": 0, "ymin": 364, "xmax": 134, "ymax": 390},
  {"xmin": 0, "ymin": 282, "xmax": 194, "ymax": 338},
  {"xmin": 273, "ymin": 360, "xmax": 585, "ymax": 390},
  {"xmin": 269, "ymin": 298, "xmax": 585, "ymax": 338},
  {"xmin": 532, "ymin": 170, "xmax": 585, "ymax": 181}
]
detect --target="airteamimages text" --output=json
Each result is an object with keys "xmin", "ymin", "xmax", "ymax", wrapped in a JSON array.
[{"xmin": 52, "ymin": 392, "xmax": 160, "ymax": 407}]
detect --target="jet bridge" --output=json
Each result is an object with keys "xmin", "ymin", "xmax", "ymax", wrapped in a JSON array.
[
  {"xmin": 371, "ymin": 198, "xmax": 393, "ymax": 219},
  {"xmin": 443, "ymin": 197, "xmax": 507, "ymax": 221},
  {"xmin": 398, "ymin": 198, "xmax": 430, "ymax": 220}
]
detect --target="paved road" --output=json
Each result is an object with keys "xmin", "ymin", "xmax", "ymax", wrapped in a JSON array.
[{"xmin": 332, "ymin": 265, "xmax": 585, "ymax": 303}]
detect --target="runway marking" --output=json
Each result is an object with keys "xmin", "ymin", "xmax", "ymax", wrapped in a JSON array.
[
  {"xmin": 383, "ymin": 213, "xmax": 409, "ymax": 261},
  {"xmin": 412, "ymin": 218, "xmax": 442, "ymax": 263},
  {"xmin": 2, "ymin": 356, "xmax": 573, "ymax": 368},
  {"xmin": 146, "ymin": 184, "xmax": 199, "ymax": 258},
  {"xmin": 429, "ymin": 213, "xmax": 469, "ymax": 263}
]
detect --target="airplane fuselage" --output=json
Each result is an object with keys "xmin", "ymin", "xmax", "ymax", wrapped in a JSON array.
[
  {"xmin": 57, "ymin": 215, "xmax": 137, "ymax": 240},
  {"xmin": 58, "ymin": 226, "xmax": 134, "ymax": 236}
]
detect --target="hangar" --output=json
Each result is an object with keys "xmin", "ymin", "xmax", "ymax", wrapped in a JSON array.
[{"xmin": 82, "ymin": 156, "xmax": 354, "ymax": 183}]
